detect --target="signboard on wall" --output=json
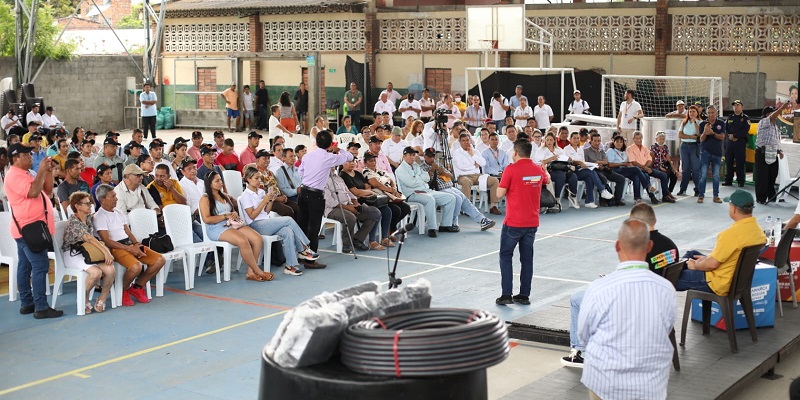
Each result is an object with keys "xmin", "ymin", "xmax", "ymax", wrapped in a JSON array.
[{"xmin": 776, "ymin": 80, "xmax": 798, "ymax": 136}]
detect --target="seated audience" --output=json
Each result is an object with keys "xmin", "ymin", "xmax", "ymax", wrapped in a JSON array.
[
  {"xmin": 584, "ymin": 132, "xmax": 626, "ymax": 207},
  {"xmin": 93, "ymin": 137, "xmax": 124, "ymax": 183},
  {"xmin": 395, "ymin": 146, "xmax": 457, "ymax": 237},
  {"xmin": 362, "ymin": 154, "xmax": 412, "ymax": 245},
  {"xmin": 452, "ymin": 133, "xmax": 501, "ymax": 215},
  {"xmin": 197, "ymin": 145, "xmax": 224, "ymax": 181},
  {"xmin": 147, "ymin": 164, "xmax": 187, "ymax": 207},
  {"xmin": 169, "ymin": 137, "xmax": 191, "ymax": 179},
  {"xmin": 563, "ymin": 132, "xmax": 613, "ymax": 208},
  {"xmin": 178, "ymin": 159, "xmax": 205, "ymax": 243},
  {"xmin": 607, "ymin": 135, "xmax": 657, "ymax": 205},
  {"xmin": 91, "ymin": 164, "xmax": 116, "ymax": 208},
  {"xmin": 246, "ymin": 149, "xmax": 300, "ymax": 220},
  {"xmin": 113, "ymin": 164, "xmax": 161, "ymax": 217},
  {"xmin": 481, "ymin": 133, "xmax": 508, "ymax": 177},
  {"xmin": 381, "ymin": 130, "xmax": 407, "ymax": 170},
  {"xmin": 56, "ymin": 159, "xmax": 90, "ymax": 210},
  {"xmin": 275, "ymin": 148, "xmax": 301, "ymax": 203},
  {"xmin": 324, "ymin": 167, "xmax": 381, "ymax": 252},
  {"xmin": 650, "ymin": 131, "xmax": 678, "ymax": 195},
  {"xmin": 94, "ymin": 184, "xmax": 165, "ymax": 306},
  {"xmin": 628, "ymin": 131, "xmax": 675, "ymax": 203}
]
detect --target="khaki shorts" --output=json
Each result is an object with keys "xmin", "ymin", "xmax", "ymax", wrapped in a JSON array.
[{"xmin": 111, "ymin": 247, "xmax": 163, "ymax": 269}]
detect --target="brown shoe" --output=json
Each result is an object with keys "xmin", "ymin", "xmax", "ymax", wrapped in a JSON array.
[
  {"xmin": 489, "ymin": 206, "xmax": 502, "ymax": 215},
  {"xmin": 697, "ymin": 197, "xmax": 704, "ymax": 203},
  {"xmin": 713, "ymin": 197, "xmax": 722, "ymax": 203}
]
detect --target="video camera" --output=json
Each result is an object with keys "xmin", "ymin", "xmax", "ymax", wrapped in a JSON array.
[{"xmin": 433, "ymin": 107, "xmax": 451, "ymax": 125}]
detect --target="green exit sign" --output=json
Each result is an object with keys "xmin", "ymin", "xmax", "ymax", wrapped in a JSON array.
[{"xmin": 328, "ymin": 68, "xmax": 336, "ymax": 73}]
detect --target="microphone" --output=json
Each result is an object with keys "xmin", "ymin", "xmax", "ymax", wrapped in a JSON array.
[{"xmin": 391, "ymin": 223, "xmax": 416, "ymax": 237}]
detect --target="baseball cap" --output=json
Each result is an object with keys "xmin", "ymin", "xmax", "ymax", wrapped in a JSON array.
[
  {"xmin": 724, "ymin": 189, "xmax": 755, "ymax": 209},
  {"xmin": 96, "ymin": 163, "xmax": 116, "ymax": 175},
  {"xmin": 363, "ymin": 152, "xmax": 377, "ymax": 162},
  {"xmin": 80, "ymin": 139, "xmax": 95, "ymax": 146},
  {"xmin": 256, "ymin": 149, "xmax": 272, "ymax": 158},
  {"xmin": 122, "ymin": 164, "xmax": 146, "ymax": 176},
  {"xmin": 573, "ymin": 90, "xmax": 581, "ymax": 94},
  {"xmin": 391, "ymin": 129, "xmax": 402, "ymax": 136},
  {"xmin": 369, "ymin": 136, "xmax": 383, "ymax": 143},
  {"xmin": 173, "ymin": 137, "xmax": 189, "ymax": 145},
  {"xmin": 106, "ymin": 130, "xmax": 119, "ymax": 137},
  {"xmin": 402, "ymin": 146, "xmax": 418, "ymax": 155},
  {"xmin": 28, "ymin": 134, "xmax": 41, "ymax": 142},
  {"xmin": 180, "ymin": 158, "xmax": 196, "ymax": 169},
  {"xmin": 346, "ymin": 142, "xmax": 361, "ymax": 149},
  {"xmin": 423, "ymin": 148, "xmax": 436, "ymax": 157},
  {"xmin": 200, "ymin": 145, "xmax": 215, "ymax": 155},
  {"xmin": 191, "ymin": 131, "xmax": 203, "ymax": 139},
  {"xmin": 127, "ymin": 141, "xmax": 144, "ymax": 149},
  {"xmin": 762, "ymin": 106, "xmax": 776, "ymax": 117},
  {"xmin": 676, "ymin": 100, "xmax": 685, "ymax": 105},
  {"xmin": 104, "ymin": 137, "xmax": 120, "ymax": 146},
  {"xmin": 693, "ymin": 101, "xmax": 704, "ymax": 107},
  {"xmin": 732, "ymin": 99, "xmax": 743, "ymax": 106},
  {"xmin": 213, "ymin": 130, "xmax": 224, "ymax": 138},
  {"xmin": 149, "ymin": 139, "xmax": 165, "ymax": 149},
  {"xmin": 516, "ymin": 85, "xmax": 523, "ymax": 89},
  {"xmin": 248, "ymin": 131, "xmax": 263, "ymax": 139},
  {"xmin": 8, "ymin": 143, "xmax": 33, "ymax": 157}
]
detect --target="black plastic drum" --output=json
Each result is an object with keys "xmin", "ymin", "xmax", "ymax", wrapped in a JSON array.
[{"xmin": 259, "ymin": 351, "xmax": 487, "ymax": 400}]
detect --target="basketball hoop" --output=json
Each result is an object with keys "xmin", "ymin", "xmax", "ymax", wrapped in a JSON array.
[{"xmin": 478, "ymin": 40, "xmax": 498, "ymax": 52}]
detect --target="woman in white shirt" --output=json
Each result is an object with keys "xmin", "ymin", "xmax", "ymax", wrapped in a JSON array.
[
  {"xmin": 240, "ymin": 167, "xmax": 319, "ymax": 276},
  {"xmin": 513, "ymin": 97, "xmax": 533, "ymax": 129},
  {"xmin": 538, "ymin": 133, "xmax": 579, "ymax": 208}
]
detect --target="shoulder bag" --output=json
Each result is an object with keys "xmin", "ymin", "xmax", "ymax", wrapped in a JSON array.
[
  {"xmin": 11, "ymin": 193, "xmax": 53, "ymax": 253},
  {"xmin": 71, "ymin": 241, "xmax": 105, "ymax": 264}
]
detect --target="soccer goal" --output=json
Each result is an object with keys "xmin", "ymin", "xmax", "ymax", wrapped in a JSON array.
[{"xmin": 600, "ymin": 75, "xmax": 723, "ymax": 119}]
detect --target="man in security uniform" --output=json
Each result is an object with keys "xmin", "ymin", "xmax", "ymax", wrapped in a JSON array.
[{"xmin": 723, "ymin": 100, "xmax": 750, "ymax": 187}]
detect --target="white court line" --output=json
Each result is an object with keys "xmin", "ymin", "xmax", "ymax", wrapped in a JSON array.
[{"xmin": 445, "ymin": 265, "xmax": 591, "ymax": 284}]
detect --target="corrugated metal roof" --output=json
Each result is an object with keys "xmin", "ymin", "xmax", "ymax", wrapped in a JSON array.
[{"xmin": 160, "ymin": 0, "xmax": 363, "ymax": 11}]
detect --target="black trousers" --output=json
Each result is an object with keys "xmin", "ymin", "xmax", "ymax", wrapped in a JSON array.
[
  {"xmin": 257, "ymin": 104, "xmax": 268, "ymax": 130},
  {"xmin": 298, "ymin": 189, "xmax": 325, "ymax": 252},
  {"xmin": 142, "ymin": 115, "xmax": 157, "ymax": 139},
  {"xmin": 725, "ymin": 140, "xmax": 746, "ymax": 185},
  {"xmin": 597, "ymin": 168, "xmax": 626, "ymax": 201},
  {"xmin": 754, "ymin": 147, "xmax": 779, "ymax": 202}
]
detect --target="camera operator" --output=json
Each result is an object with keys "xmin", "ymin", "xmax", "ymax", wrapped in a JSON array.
[{"xmin": 437, "ymin": 94, "xmax": 461, "ymax": 129}]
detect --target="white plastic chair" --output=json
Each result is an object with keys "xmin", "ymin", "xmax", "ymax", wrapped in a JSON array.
[
  {"xmin": 337, "ymin": 133, "xmax": 357, "ymax": 144},
  {"xmin": 236, "ymin": 196, "xmax": 280, "ymax": 272},
  {"xmin": 403, "ymin": 202, "xmax": 426, "ymax": 235},
  {"xmin": 128, "ymin": 208, "xmax": 186, "ymax": 296},
  {"xmin": 222, "ymin": 170, "xmax": 244, "ymax": 200},
  {"xmin": 0, "ymin": 211, "xmax": 53, "ymax": 301},
  {"xmin": 162, "ymin": 204, "xmax": 219, "ymax": 289},
  {"xmin": 199, "ymin": 210, "xmax": 241, "ymax": 282},
  {"xmin": 51, "ymin": 221, "xmax": 118, "ymax": 315},
  {"xmin": 319, "ymin": 217, "xmax": 343, "ymax": 253}
]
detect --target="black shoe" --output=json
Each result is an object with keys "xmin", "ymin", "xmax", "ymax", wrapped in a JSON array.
[
  {"xmin": 495, "ymin": 295, "xmax": 514, "ymax": 305},
  {"xmin": 427, "ymin": 229, "xmax": 437, "ymax": 238},
  {"xmin": 560, "ymin": 349, "xmax": 584, "ymax": 368},
  {"xmin": 721, "ymin": 182, "xmax": 732, "ymax": 187},
  {"xmin": 439, "ymin": 226, "xmax": 459, "ymax": 233},
  {"xmin": 354, "ymin": 242, "xmax": 370, "ymax": 251},
  {"xmin": 303, "ymin": 260, "xmax": 327, "ymax": 269},
  {"xmin": 19, "ymin": 305, "xmax": 35, "ymax": 315},
  {"xmin": 342, "ymin": 246, "xmax": 353, "ymax": 253},
  {"xmin": 512, "ymin": 295, "xmax": 530, "ymax": 305},
  {"xmin": 615, "ymin": 200, "xmax": 626, "ymax": 207},
  {"xmin": 676, "ymin": 191, "xmax": 687, "ymax": 196},
  {"xmin": 662, "ymin": 195, "xmax": 676, "ymax": 203},
  {"xmin": 738, "ymin": 184, "xmax": 745, "ymax": 188},
  {"xmin": 33, "ymin": 307, "xmax": 64, "ymax": 319},
  {"xmin": 649, "ymin": 193, "xmax": 660, "ymax": 205}
]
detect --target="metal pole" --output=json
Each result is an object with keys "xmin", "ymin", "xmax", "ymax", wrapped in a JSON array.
[
  {"xmin": 476, "ymin": 70, "xmax": 484, "ymax": 112},
  {"xmin": 755, "ymin": 55, "xmax": 761, "ymax": 109},
  {"xmin": 609, "ymin": 53, "xmax": 614, "ymax": 75},
  {"xmin": 601, "ymin": 76, "xmax": 606, "ymax": 118},
  {"xmin": 684, "ymin": 54, "xmax": 689, "ymax": 100},
  {"xmin": 90, "ymin": 0, "xmax": 146, "ymax": 80},
  {"xmin": 23, "ymin": 0, "xmax": 39, "ymax": 84},
  {"xmin": 144, "ymin": 0, "xmax": 151, "ymax": 83},
  {"xmin": 31, "ymin": 0, "xmax": 86, "ymax": 84},
  {"xmin": 560, "ymin": 71, "xmax": 565, "ymax": 121}
]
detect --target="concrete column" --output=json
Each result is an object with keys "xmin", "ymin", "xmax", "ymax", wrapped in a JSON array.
[
  {"xmin": 248, "ymin": 14, "xmax": 263, "ymax": 86},
  {"xmin": 365, "ymin": 5, "xmax": 378, "ymax": 97},
  {"xmin": 654, "ymin": 0, "xmax": 670, "ymax": 77}
]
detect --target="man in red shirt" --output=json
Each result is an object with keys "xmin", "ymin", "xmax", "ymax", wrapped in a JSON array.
[
  {"xmin": 239, "ymin": 131, "xmax": 262, "ymax": 169},
  {"xmin": 496, "ymin": 138, "xmax": 549, "ymax": 306},
  {"xmin": 214, "ymin": 138, "xmax": 241, "ymax": 171}
]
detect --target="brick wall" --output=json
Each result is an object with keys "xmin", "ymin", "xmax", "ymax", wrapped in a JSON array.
[
  {"xmin": 654, "ymin": 0, "xmax": 669, "ymax": 77},
  {"xmin": 197, "ymin": 67, "xmax": 217, "ymax": 110},
  {"xmin": 425, "ymin": 68, "xmax": 451, "ymax": 96},
  {"xmin": 108, "ymin": 0, "xmax": 132, "ymax": 23},
  {"xmin": 248, "ymin": 14, "xmax": 262, "ymax": 87}
]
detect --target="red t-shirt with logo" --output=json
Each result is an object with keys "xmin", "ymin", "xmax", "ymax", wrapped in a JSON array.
[{"xmin": 499, "ymin": 158, "xmax": 548, "ymax": 228}]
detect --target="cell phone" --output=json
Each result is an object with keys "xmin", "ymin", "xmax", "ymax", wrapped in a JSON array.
[{"xmin": 140, "ymin": 245, "xmax": 146, "ymax": 252}]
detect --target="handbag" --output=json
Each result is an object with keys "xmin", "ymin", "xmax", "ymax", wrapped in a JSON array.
[
  {"xmin": 225, "ymin": 216, "xmax": 246, "ymax": 229},
  {"xmin": 548, "ymin": 160, "xmax": 573, "ymax": 173},
  {"xmin": 11, "ymin": 193, "xmax": 53, "ymax": 253},
  {"xmin": 72, "ymin": 241, "xmax": 105, "ymax": 264},
  {"xmin": 142, "ymin": 233, "xmax": 175, "ymax": 253},
  {"xmin": 360, "ymin": 194, "xmax": 389, "ymax": 208}
]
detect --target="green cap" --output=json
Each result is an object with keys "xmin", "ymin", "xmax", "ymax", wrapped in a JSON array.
[{"xmin": 724, "ymin": 189, "xmax": 755, "ymax": 208}]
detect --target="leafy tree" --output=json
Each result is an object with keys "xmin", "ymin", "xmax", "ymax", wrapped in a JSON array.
[
  {"xmin": 116, "ymin": 4, "xmax": 142, "ymax": 29},
  {"xmin": 0, "ymin": 1, "xmax": 76, "ymax": 59}
]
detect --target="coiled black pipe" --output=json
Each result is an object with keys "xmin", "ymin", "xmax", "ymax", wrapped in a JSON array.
[{"xmin": 340, "ymin": 308, "xmax": 509, "ymax": 378}]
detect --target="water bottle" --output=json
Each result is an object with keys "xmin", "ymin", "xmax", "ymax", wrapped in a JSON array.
[
  {"xmin": 775, "ymin": 217, "xmax": 783, "ymax": 245},
  {"xmin": 765, "ymin": 215, "xmax": 774, "ymax": 245}
]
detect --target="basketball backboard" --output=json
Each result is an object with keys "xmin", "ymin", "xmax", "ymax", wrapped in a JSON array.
[{"xmin": 466, "ymin": 5, "xmax": 526, "ymax": 52}]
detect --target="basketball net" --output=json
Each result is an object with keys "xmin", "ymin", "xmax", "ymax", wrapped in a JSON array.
[{"xmin": 479, "ymin": 40, "xmax": 499, "ymax": 68}]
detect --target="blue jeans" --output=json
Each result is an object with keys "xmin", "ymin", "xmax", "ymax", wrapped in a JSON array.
[
  {"xmin": 569, "ymin": 290, "xmax": 586, "ymax": 351},
  {"xmin": 407, "ymin": 190, "xmax": 456, "ymax": 230},
  {"xmin": 370, "ymin": 205, "xmax": 392, "ymax": 242},
  {"xmin": 679, "ymin": 142, "xmax": 701, "ymax": 193},
  {"xmin": 499, "ymin": 225, "xmax": 537, "ymax": 297},
  {"xmin": 550, "ymin": 170, "xmax": 577, "ymax": 199},
  {"xmin": 250, "ymin": 217, "xmax": 311, "ymax": 268},
  {"xmin": 574, "ymin": 169, "xmax": 604, "ymax": 203},
  {"xmin": 443, "ymin": 187, "xmax": 484, "ymax": 224},
  {"xmin": 675, "ymin": 250, "xmax": 712, "ymax": 292},
  {"xmin": 16, "ymin": 238, "xmax": 51, "ymax": 311},
  {"xmin": 614, "ymin": 166, "xmax": 646, "ymax": 200},
  {"xmin": 697, "ymin": 150, "xmax": 722, "ymax": 198}
]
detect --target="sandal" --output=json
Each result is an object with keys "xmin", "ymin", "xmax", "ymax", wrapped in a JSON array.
[
  {"xmin": 94, "ymin": 299, "xmax": 105, "ymax": 313},
  {"xmin": 369, "ymin": 241, "xmax": 386, "ymax": 251},
  {"xmin": 260, "ymin": 271, "xmax": 275, "ymax": 281},
  {"xmin": 85, "ymin": 302, "xmax": 93, "ymax": 315},
  {"xmin": 380, "ymin": 238, "xmax": 396, "ymax": 248},
  {"xmin": 389, "ymin": 235, "xmax": 398, "ymax": 242},
  {"xmin": 246, "ymin": 274, "xmax": 266, "ymax": 282}
]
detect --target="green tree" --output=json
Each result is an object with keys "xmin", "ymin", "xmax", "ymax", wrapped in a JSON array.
[
  {"xmin": 116, "ymin": 4, "xmax": 142, "ymax": 29},
  {"xmin": 0, "ymin": 1, "xmax": 76, "ymax": 59}
]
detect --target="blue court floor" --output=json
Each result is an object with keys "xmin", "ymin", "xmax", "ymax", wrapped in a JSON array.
[{"xmin": 1, "ymin": 129, "xmax": 798, "ymax": 399}]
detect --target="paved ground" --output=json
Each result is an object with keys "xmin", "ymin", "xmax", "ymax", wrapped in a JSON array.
[{"xmin": 2, "ymin": 128, "xmax": 800, "ymax": 399}]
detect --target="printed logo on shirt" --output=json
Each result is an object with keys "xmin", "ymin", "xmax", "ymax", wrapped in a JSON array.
[
  {"xmin": 522, "ymin": 175, "xmax": 542, "ymax": 186},
  {"xmin": 650, "ymin": 249, "xmax": 678, "ymax": 269}
]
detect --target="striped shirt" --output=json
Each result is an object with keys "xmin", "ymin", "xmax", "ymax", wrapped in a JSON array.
[
  {"xmin": 578, "ymin": 261, "xmax": 676, "ymax": 400},
  {"xmin": 755, "ymin": 118, "xmax": 781, "ymax": 150}
]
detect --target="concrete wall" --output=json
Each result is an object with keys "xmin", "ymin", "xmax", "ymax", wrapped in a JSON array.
[{"xmin": 0, "ymin": 56, "xmax": 144, "ymax": 132}]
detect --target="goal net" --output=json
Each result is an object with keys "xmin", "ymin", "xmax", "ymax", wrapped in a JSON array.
[{"xmin": 600, "ymin": 75, "xmax": 723, "ymax": 119}]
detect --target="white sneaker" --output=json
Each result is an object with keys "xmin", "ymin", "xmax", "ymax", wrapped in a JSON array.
[
  {"xmin": 600, "ymin": 190, "xmax": 613, "ymax": 200},
  {"xmin": 585, "ymin": 202, "xmax": 598, "ymax": 209},
  {"xmin": 568, "ymin": 195, "xmax": 580, "ymax": 209}
]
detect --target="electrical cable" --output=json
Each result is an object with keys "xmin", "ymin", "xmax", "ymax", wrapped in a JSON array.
[{"xmin": 340, "ymin": 308, "xmax": 509, "ymax": 378}]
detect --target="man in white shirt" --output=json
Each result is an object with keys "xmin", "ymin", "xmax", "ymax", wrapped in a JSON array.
[
  {"xmin": 499, "ymin": 125, "xmax": 518, "ymax": 156},
  {"xmin": 380, "ymin": 82, "xmax": 405, "ymax": 107},
  {"xmin": 489, "ymin": 92, "xmax": 510, "ymax": 129},
  {"xmin": 381, "ymin": 130, "xmax": 408, "ymax": 169},
  {"xmin": 2, "ymin": 109, "xmax": 21, "ymax": 134},
  {"xmin": 563, "ymin": 132, "xmax": 613, "ymax": 208},
  {"xmin": 41, "ymin": 106, "xmax": 62, "ymax": 129},
  {"xmin": 178, "ymin": 159, "xmax": 207, "ymax": 243},
  {"xmin": 269, "ymin": 142, "xmax": 286, "ymax": 173},
  {"xmin": 665, "ymin": 100, "xmax": 687, "ymax": 118},
  {"xmin": 25, "ymin": 104, "xmax": 43, "ymax": 127},
  {"xmin": 452, "ymin": 133, "xmax": 501, "ymax": 215},
  {"xmin": 241, "ymin": 85, "xmax": 255, "ymax": 130},
  {"xmin": 533, "ymin": 96, "xmax": 554, "ymax": 130},
  {"xmin": 113, "ymin": 164, "xmax": 161, "ymax": 216},
  {"xmin": 438, "ymin": 94, "xmax": 462, "ymax": 129},
  {"xmin": 568, "ymin": 90, "xmax": 589, "ymax": 116},
  {"xmin": 616, "ymin": 89, "xmax": 643, "ymax": 143},
  {"xmin": 139, "ymin": 82, "xmax": 158, "ymax": 139},
  {"xmin": 373, "ymin": 92, "xmax": 397, "ymax": 116},
  {"xmin": 418, "ymin": 88, "xmax": 436, "ymax": 123},
  {"xmin": 398, "ymin": 93, "xmax": 421, "ymax": 122},
  {"xmin": 514, "ymin": 97, "xmax": 533, "ymax": 128}
]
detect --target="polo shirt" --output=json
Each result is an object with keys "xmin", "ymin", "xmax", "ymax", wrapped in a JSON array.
[
  {"xmin": 373, "ymin": 100, "xmax": 396, "ymax": 115},
  {"xmin": 140, "ymin": 91, "xmax": 158, "ymax": 117},
  {"xmin": 147, "ymin": 179, "xmax": 185, "ymax": 207},
  {"xmin": 499, "ymin": 158, "xmax": 547, "ymax": 228},
  {"xmin": 398, "ymin": 99, "xmax": 421, "ymax": 120},
  {"xmin": 6, "ymin": 166, "xmax": 55, "ymax": 239},
  {"xmin": 239, "ymin": 147, "xmax": 259, "ymax": 169},
  {"xmin": 239, "ymin": 187, "xmax": 271, "ymax": 224},
  {"xmin": 93, "ymin": 154, "xmax": 125, "ymax": 182},
  {"xmin": 647, "ymin": 230, "xmax": 679, "ymax": 272},
  {"xmin": 699, "ymin": 118, "xmax": 726, "ymax": 157},
  {"xmin": 345, "ymin": 90, "xmax": 362, "ymax": 109},
  {"xmin": 533, "ymin": 104, "xmax": 553, "ymax": 129},
  {"xmin": 706, "ymin": 217, "xmax": 767, "ymax": 296},
  {"xmin": 179, "ymin": 176, "xmax": 204, "ymax": 214},
  {"xmin": 214, "ymin": 152, "xmax": 240, "ymax": 171},
  {"xmin": 93, "ymin": 207, "xmax": 129, "ymax": 241},
  {"xmin": 626, "ymin": 144, "xmax": 651, "ymax": 166},
  {"xmin": 381, "ymin": 139, "xmax": 408, "ymax": 164},
  {"xmin": 56, "ymin": 179, "xmax": 89, "ymax": 203},
  {"xmin": 114, "ymin": 182, "xmax": 158, "ymax": 214},
  {"xmin": 197, "ymin": 163, "xmax": 223, "ymax": 183}
]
